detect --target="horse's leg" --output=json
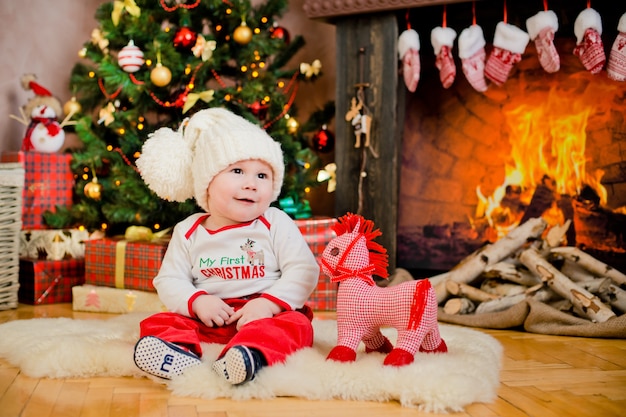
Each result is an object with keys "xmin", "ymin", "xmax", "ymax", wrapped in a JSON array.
[
  {"xmin": 419, "ymin": 324, "xmax": 448, "ymax": 353},
  {"xmin": 384, "ymin": 280, "xmax": 447, "ymax": 366},
  {"xmin": 327, "ymin": 322, "xmax": 366, "ymax": 363},
  {"xmin": 418, "ymin": 283, "xmax": 448, "ymax": 354},
  {"xmin": 362, "ymin": 327, "xmax": 393, "ymax": 354},
  {"xmin": 383, "ymin": 329, "xmax": 420, "ymax": 366}
]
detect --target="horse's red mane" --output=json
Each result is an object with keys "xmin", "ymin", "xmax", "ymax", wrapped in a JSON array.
[{"xmin": 332, "ymin": 213, "xmax": 389, "ymax": 279}]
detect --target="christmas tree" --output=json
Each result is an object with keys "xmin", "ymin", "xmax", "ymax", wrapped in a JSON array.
[{"xmin": 45, "ymin": 0, "xmax": 333, "ymax": 236}]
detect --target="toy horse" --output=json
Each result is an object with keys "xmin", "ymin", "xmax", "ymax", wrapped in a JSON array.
[{"xmin": 321, "ymin": 213, "xmax": 447, "ymax": 366}]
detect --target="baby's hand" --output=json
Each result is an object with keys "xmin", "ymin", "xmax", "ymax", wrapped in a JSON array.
[
  {"xmin": 192, "ymin": 294, "xmax": 235, "ymax": 327},
  {"xmin": 227, "ymin": 298, "xmax": 281, "ymax": 330}
]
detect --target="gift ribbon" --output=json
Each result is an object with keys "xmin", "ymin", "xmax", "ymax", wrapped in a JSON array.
[
  {"xmin": 115, "ymin": 240, "xmax": 127, "ymax": 289},
  {"xmin": 183, "ymin": 90, "xmax": 214, "ymax": 114}
]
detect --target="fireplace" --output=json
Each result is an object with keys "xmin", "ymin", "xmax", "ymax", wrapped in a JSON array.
[
  {"xmin": 304, "ymin": 0, "xmax": 626, "ymax": 273},
  {"xmin": 397, "ymin": 35, "xmax": 626, "ymax": 273}
]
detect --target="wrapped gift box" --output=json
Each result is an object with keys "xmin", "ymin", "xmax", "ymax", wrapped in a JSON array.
[
  {"xmin": 84, "ymin": 238, "xmax": 169, "ymax": 292},
  {"xmin": 72, "ymin": 285, "xmax": 166, "ymax": 314},
  {"xmin": 18, "ymin": 258, "xmax": 85, "ymax": 304},
  {"xmin": 20, "ymin": 228, "xmax": 95, "ymax": 260},
  {"xmin": 295, "ymin": 217, "xmax": 338, "ymax": 311},
  {"xmin": 1, "ymin": 152, "xmax": 74, "ymax": 229}
]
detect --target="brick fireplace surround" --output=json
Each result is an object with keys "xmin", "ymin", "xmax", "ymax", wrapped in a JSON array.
[{"xmin": 304, "ymin": 0, "xmax": 626, "ymax": 274}]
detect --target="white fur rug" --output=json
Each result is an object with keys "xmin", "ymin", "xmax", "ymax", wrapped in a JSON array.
[{"xmin": 0, "ymin": 313, "xmax": 502, "ymax": 413}]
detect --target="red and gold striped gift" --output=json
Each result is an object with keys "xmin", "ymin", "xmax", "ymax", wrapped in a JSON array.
[
  {"xmin": 1, "ymin": 151, "xmax": 74, "ymax": 229},
  {"xmin": 84, "ymin": 238, "xmax": 169, "ymax": 292},
  {"xmin": 18, "ymin": 258, "xmax": 85, "ymax": 304},
  {"xmin": 296, "ymin": 217, "xmax": 338, "ymax": 311}
]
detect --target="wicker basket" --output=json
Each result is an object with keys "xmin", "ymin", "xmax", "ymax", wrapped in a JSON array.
[{"xmin": 0, "ymin": 163, "xmax": 24, "ymax": 310}]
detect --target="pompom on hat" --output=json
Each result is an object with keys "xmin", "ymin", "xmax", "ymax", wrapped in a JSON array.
[{"xmin": 136, "ymin": 107, "xmax": 285, "ymax": 212}]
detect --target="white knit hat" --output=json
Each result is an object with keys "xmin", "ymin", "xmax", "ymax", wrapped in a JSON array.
[{"xmin": 136, "ymin": 107, "xmax": 285, "ymax": 212}]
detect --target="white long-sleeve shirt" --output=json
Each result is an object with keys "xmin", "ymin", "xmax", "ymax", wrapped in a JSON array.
[{"xmin": 153, "ymin": 207, "xmax": 320, "ymax": 316}]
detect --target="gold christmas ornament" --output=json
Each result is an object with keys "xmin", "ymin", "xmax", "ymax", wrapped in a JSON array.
[
  {"xmin": 233, "ymin": 21, "xmax": 253, "ymax": 45},
  {"xmin": 63, "ymin": 97, "xmax": 82, "ymax": 117},
  {"xmin": 150, "ymin": 63, "xmax": 172, "ymax": 87},
  {"xmin": 84, "ymin": 178, "xmax": 103, "ymax": 200},
  {"xmin": 286, "ymin": 116, "xmax": 299, "ymax": 134}
]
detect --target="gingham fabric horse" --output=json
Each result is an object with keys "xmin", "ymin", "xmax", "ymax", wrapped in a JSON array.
[{"xmin": 320, "ymin": 213, "xmax": 447, "ymax": 366}]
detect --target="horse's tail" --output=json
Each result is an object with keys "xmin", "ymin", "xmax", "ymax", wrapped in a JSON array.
[{"xmin": 407, "ymin": 279, "xmax": 436, "ymax": 330}]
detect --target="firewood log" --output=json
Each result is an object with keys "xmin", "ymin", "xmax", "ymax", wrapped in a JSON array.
[
  {"xmin": 480, "ymin": 279, "xmax": 527, "ymax": 297},
  {"xmin": 519, "ymin": 247, "xmax": 616, "ymax": 323},
  {"xmin": 556, "ymin": 195, "xmax": 576, "ymax": 245},
  {"xmin": 519, "ymin": 176, "xmax": 556, "ymax": 225},
  {"xmin": 542, "ymin": 219, "xmax": 571, "ymax": 249},
  {"xmin": 577, "ymin": 278, "xmax": 626, "ymax": 314},
  {"xmin": 558, "ymin": 259, "xmax": 600, "ymax": 282},
  {"xmin": 475, "ymin": 287, "xmax": 552, "ymax": 314},
  {"xmin": 445, "ymin": 280, "xmax": 499, "ymax": 303},
  {"xmin": 429, "ymin": 217, "xmax": 547, "ymax": 302},
  {"xmin": 443, "ymin": 297, "xmax": 476, "ymax": 315},
  {"xmin": 563, "ymin": 275, "xmax": 626, "ymax": 313},
  {"xmin": 483, "ymin": 261, "xmax": 542, "ymax": 287},
  {"xmin": 551, "ymin": 246, "xmax": 626, "ymax": 288}
]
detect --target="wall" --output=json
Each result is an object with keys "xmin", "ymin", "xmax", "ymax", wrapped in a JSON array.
[{"xmin": 0, "ymin": 0, "xmax": 336, "ymax": 214}]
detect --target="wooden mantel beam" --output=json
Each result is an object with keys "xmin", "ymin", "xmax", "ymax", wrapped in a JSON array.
[{"xmin": 303, "ymin": 0, "xmax": 478, "ymax": 21}]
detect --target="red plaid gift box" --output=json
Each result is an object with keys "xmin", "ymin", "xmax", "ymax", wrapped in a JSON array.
[
  {"xmin": 295, "ymin": 217, "xmax": 338, "ymax": 311},
  {"xmin": 18, "ymin": 258, "xmax": 85, "ymax": 304},
  {"xmin": 84, "ymin": 238, "xmax": 169, "ymax": 292},
  {"xmin": 1, "ymin": 152, "xmax": 74, "ymax": 229}
]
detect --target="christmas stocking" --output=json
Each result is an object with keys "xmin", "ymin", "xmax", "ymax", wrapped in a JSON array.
[
  {"xmin": 431, "ymin": 26, "xmax": 457, "ymax": 88},
  {"xmin": 458, "ymin": 24, "xmax": 488, "ymax": 92},
  {"xmin": 398, "ymin": 29, "xmax": 421, "ymax": 92},
  {"xmin": 484, "ymin": 22, "xmax": 530, "ymax": 86},
  {"xmin": 607, "ymin": 13, "xmax": 626, "ymax": 81},
  {"xmin": 573, "ymin": 8, "xmax": 605, "ymax": 74},
  {"xmin": 526, "ymin": 10, "xmax": 560, "ymax": 73}
]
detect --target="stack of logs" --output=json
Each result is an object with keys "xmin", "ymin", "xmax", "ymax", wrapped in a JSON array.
[{"xmin": 428, "ymin": 218, "xmax": 626, "ymax": 323}]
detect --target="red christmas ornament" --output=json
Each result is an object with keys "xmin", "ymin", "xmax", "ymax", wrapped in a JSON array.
[
  {"xmin": 312, "ymin": 125, "xmax": 335, "ymax": 153},
  {"xmin": 173, "ymin": 27, "xmax": 198, "ymax": 50},
  {"xmin": 270, "ymin": 25, "xmax": 290, "ymax": 44},
  {"xmin": 250, "ymin": 101, "xmax": 269, "ymax": 120}
]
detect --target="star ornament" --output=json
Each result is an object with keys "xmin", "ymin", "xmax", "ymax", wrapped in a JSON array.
[
  {"xmin": 91, "ymin": 28, "xmax": 109, "ymax": 53},
  {"xmin": 192, "ymin": 35, "xmax": 217, "ymax": 62},
  {"xmin": 98, "ymin": 102, "xmax": 116, "ymax": 126},
  {"xmin": 317, "ymin": 163, "xmax": 337, "ymax": 193}
]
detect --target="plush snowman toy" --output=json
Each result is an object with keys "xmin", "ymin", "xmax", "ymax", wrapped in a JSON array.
[{"xmin": 13, "ymin": 74, "xmax": 66, "ymax": 153}]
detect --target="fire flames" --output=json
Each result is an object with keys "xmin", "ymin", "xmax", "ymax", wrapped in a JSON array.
[{"xmin": 475, "ymin": 87, "xmax": 608, "ymax": 240}]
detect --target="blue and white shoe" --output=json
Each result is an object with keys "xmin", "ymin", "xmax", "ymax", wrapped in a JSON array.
[
  {"xmin": 212, "ymin": 345, "xmax": 264, "ymax": 385},
  {"xmin": 133, "ymin": 336, "xmax": 202, "ymax": 379}
]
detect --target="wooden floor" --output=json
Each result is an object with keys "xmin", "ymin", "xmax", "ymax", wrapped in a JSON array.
[{"xmin": 0, "ymin": 304, "xmax": 624, "ymax": 417}]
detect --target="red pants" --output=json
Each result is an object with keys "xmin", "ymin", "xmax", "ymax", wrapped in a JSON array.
[{"xmin": 139, "ymin": 298, "xmax": 314, "ymax": 365}]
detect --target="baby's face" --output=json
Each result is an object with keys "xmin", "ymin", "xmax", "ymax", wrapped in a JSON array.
[{"xmin": 204, "ymin": 159, "xmax": 274, "ymax": 228}]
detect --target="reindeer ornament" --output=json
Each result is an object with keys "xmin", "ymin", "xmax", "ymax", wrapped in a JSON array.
[{"xmin": 321, "ymin": 213, "xmax": 447, "ymax": 366}]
